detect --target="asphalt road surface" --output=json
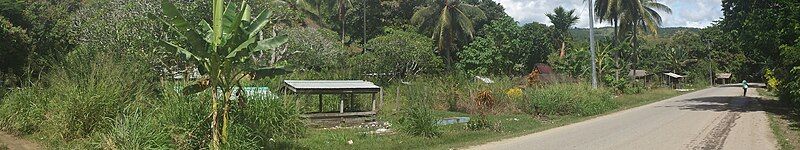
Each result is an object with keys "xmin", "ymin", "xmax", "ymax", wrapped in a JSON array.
[{"xmin": 469, "ymin": 84, "xmax": 777, "ymax": 150}]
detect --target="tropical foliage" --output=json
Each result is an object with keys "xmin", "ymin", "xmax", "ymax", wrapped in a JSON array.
[
  {"xmin": 154, "ymin": 0, "xmax": 290, "ymax": 148},
  {"xmin": 2, "ymin": 0, "xmax": 800, "ymax": 149},
  {"xmin": 546, "ymin": 6, "xmax": 579, "ymax": 58},
  {"xmin": 352, "ymin": 29, "xmax": 443, "ymax": 80},
  {"xmin": 411, "ymin": 0, "xmax": 486, "ymax": 70}
]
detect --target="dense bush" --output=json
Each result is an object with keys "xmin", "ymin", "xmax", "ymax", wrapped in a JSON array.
[
  {"xmin": 96, "ymin": 92, "xmax": 305, "ymax": 149},
  {"xmin": 43, "ymin": 48, "xmax": 157, "ymax": 141},
  {"xmin": 457, "ymin": 36, "xmax": 509, "ymax": 75},
  {"xmin": 778, "ymin": 41, "xmax": 800, "ymax": 110},
  {"xmin": 0, "ymin": 49, "xmax": 305, "ymax": 148},
  {"xmin": 525, "ymin": 84, "xmax": 617, "ymax": 116},
  {"xmin": 283, "ymin": 27, "xmax": 349, "ymax": 71},
  {"xmin": 231, "ymin": 95, "xmax": 305, "ymax": 148},
  {"xmin": 0, "ymin": 49, "xmax": 156, "ymax": 143},
  {"xmin": 351, "ymin": 29, "xmax": 443, "ymax": 80},
  {"xmin": 458, "ymin": 16, "xmax": 552, "ymax": 75}
]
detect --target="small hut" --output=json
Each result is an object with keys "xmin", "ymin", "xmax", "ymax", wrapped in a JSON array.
[
  {"xmin": 663, "ymin": 73, "xmax": 685, "ymax": 89},
  {"xmin": 629, "ymin": 70, "xmax": 655, "ymax": 84},
  {"xmin": 715, "ymin": 73, "xmax": 732, "ymax": 85}
]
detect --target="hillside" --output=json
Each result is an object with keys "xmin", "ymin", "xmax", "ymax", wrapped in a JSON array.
[{"xmin": 569, "ymin": 27, "xmax": 701, "ymax": 42}]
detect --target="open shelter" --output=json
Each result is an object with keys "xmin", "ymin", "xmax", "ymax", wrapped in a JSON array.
[
  {"xmin": 715, "ymin": 73, "xmax": 732, "ymax": 85},
  {"xmin": 282, "ymin": 80, "xmax": 383, "ymax": 119},
  {"xmin": 663, "ymin": 73, "xmax": 685, "ymax": 89}
]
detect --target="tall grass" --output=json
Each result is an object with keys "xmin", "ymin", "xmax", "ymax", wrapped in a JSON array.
[
  {"xmin": 0, "ymin": 49, "xmax": 306, "ymax": 148},
  {"xmin": 397, "ymin": 89, "xmax": 440, "ymax": 138},
  {"xmin": 42, "ymin": 48, "xmax": 156, "ymax": 141},
  {"xmin": 0, "ymin": 48, "xmax": 156, "ymax": 144},
  {"xmin": 525, "ymin": 84, "xmax": 617, "ymax": 116}
]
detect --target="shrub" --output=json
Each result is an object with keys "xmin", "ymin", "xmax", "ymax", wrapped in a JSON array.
[
  {"xmin": 351, "ymin": 29, "xmax": 443, "ymax": 81},
  {"xmin": 778, "ymin": 43, "xmax": 800, "ymax": 110},
  {"xmin": 93, "ymin": 87, "xmax": 208, "ymax": 149},
  {"xmin": 283, "ymin": 27, "xmax": 348, "ymax": 71},
  {"xmin": 524, "ymin": 84, "xmax": 617, "ymax": 116},
  {"xmin": 397, "ymin": 90, "xmax": 440, "ymax": 138},
  {"xmin": 232, "ymin": 95, "xmax": 305, "ymax": 148},
  {"xmin": 457, "ymin": 36, "xmax": 511, "ymax": 75},
  {"xmin": 94, "ymin": 85, "xmax": 306, "ymax": 149},
  {"xmin": 40, "ymin": 48, "xmax": 156, "ymax": 141},
  {"xmin": 0, "ymin": 49, "xmax": 157, "ymax": 144},
  {"xmin": 474, "ymin": 89, "xmax": 496, "ymax": 114},
  {"xmin": 764, "ymin": 68, "xmax": 779, "ymax": 91},
  {"xmin": 526, "ymin": 69, "xmax": 541, "ymax": 87}
]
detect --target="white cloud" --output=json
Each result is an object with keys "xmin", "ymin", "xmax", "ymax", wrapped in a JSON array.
[{"xmin": 495, "ymin": 0, "xmax": 723, "ymax": 28}]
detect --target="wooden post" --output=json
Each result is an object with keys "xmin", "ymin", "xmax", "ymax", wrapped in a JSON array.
[
  {"xmin": 350, "ymin": 93, "xmax": 355, "ymax": 111},
  {"xmin": 371, "ymin": 92, "xmax": 376, "ymax": 111},
  {"xmin": 339, "ymin": 97, "xmax": 344, "ymax": 113},
  {"xmin": 318, "ymin": 94, "xmax": 323, "ymax": 113}
]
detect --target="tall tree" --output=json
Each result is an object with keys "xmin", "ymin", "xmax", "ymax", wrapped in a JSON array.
[
  {"xmin": 609, "ymin": 0, "xmax": 671, "ymax": 80},
  {"xmin": 293, "ymin": 0, "xmax": 332, "ymax": 27},
  {"xmin": 464, "ymin": 0, "xmax": 507, "ymax": 36},
  {"xmin": 411, "ymin": 0, "xmax": 485, "ymax": 70},
  {"xmin": 546, "ymin": 6, "xmax": 579, "ymax": 58},
  {"xmin": 294, "ymin": 0, "xmax": 351, "ymax": 44},
  {"xmin": 594, "ymin": 0, "xmax": 620, "ymax": 44}
]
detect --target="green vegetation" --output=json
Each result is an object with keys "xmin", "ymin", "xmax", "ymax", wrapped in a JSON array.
[
  {"xmin": 547, "ymin": 6, "xmax": 579, "ymax": 58},
  {"xmin": 759, "ymin": 89, "xmax": 800, "ymax": 150},
  {"xmin": 353, "ymin": 29, "xmax": 443, "ymax": 81},
  {"xmin": 411, "ymin": 0, "xmax": 486, "ymax": 69},
  {"xmin": 296, "ymin": 79, "xmax": 682, "ymax": 149},
  {"xmin": 1, "ymin": 0, "xmax": 798, "ymax": 149},
  {"xmin": 525, "ymin": 84, "xmax": 616, "ymax": 116}
]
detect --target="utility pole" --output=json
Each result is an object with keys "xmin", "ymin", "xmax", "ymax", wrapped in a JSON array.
[
  {"xmin": 363, "ymin": 0, "xmax": 367, "ymax": 47},
  {"xmin": 706, "ymin": 39, "xmax": 713, "ymax": 87},
  {"xmin": 589, "ymin": 0, "xmax": 598, "ymax": 89}
]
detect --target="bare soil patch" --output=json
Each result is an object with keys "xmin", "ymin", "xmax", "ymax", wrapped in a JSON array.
[{"xmin": 0, "ymin": 131, "xmax": 40, "ymax": 150}]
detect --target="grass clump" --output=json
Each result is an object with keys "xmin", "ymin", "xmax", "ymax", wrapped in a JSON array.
[
  {"xmin": 397, "ymin": 90, "xmax": 441, "ymax": 138},
  {"xmin": 0, "ymin": 49, "xmax": 156, "ymax": 145},
  {"xmin": 42, "ymin": 49, "xmax": 156, "ymax": 141},
  {"xmin": 525, "ymin": 84, "xmax": 617, "ymax": 116},
  {"xmin": 95, "ymin": 87, "xmax": 306, "ymax": 149}
]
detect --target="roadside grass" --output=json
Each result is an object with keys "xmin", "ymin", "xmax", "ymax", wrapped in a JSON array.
[
  {"xmin": 758, "ymin": 89, "xmax": 800, "ymax": 150},
  {"xmin": 296, "ymin": 87, "xmax": 684, "ymax": 149}
]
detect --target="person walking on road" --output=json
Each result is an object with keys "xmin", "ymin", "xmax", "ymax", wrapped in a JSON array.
[{"xmin": 742, "ymin": 80, "xmax": 749, "ymax": 96}]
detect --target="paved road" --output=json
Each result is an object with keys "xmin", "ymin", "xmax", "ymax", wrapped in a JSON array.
[{"xmin": 469, "ymin": 84, "xmax": 777, "ymax": 150}]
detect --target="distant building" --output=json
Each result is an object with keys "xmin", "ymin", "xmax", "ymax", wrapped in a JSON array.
[{"xmin": 715, "ymin": 73, "xmax": 732, "ymax": 85}]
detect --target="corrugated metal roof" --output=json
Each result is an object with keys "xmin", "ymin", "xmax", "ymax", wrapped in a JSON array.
[
  {"xmin": 663, "ymin": 73, "xmax": 685, "ymax": 78},
  {"xmin": 284, "ymin": 80, "xmax": 380, "ymax": 90},
  {"xmin": 716, "ymin": 73, "xmax": 732, "ymax": 79},
  {"xmin": 629, "ymin": 70, "xmax": 650, "ymax": 77}
]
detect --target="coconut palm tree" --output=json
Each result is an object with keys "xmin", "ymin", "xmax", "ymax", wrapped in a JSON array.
[
  {"xmin": 293, "ymin": 0, "xmax": 332, "ymax": 27},
  {"xmin": 611, "ymin": 0, "xmax": 671, "ymax": 80},
  {"xmin": 411, "ymin": 0, "xmax": 485, "ymax": 70},
  {"xmin": 294, "ymin": 0, "xmax": 351, "ymax": 43},
  {"xmin": 594, "ymin": 0, "xmax": 621, "ymax": 43},
  {"xmin": 546, "ymin": 6, "xmax": 579, "ymax": 58}
]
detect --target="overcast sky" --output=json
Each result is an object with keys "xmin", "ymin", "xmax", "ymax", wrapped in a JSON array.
[{"xmin": 495, "ymin": 0, "xmax": 724, "ymax": 28}]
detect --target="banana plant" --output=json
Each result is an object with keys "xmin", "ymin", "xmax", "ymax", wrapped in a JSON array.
[{"xmin": 152, "ymin": 0, "xmax": 290, "ymax": 149}]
